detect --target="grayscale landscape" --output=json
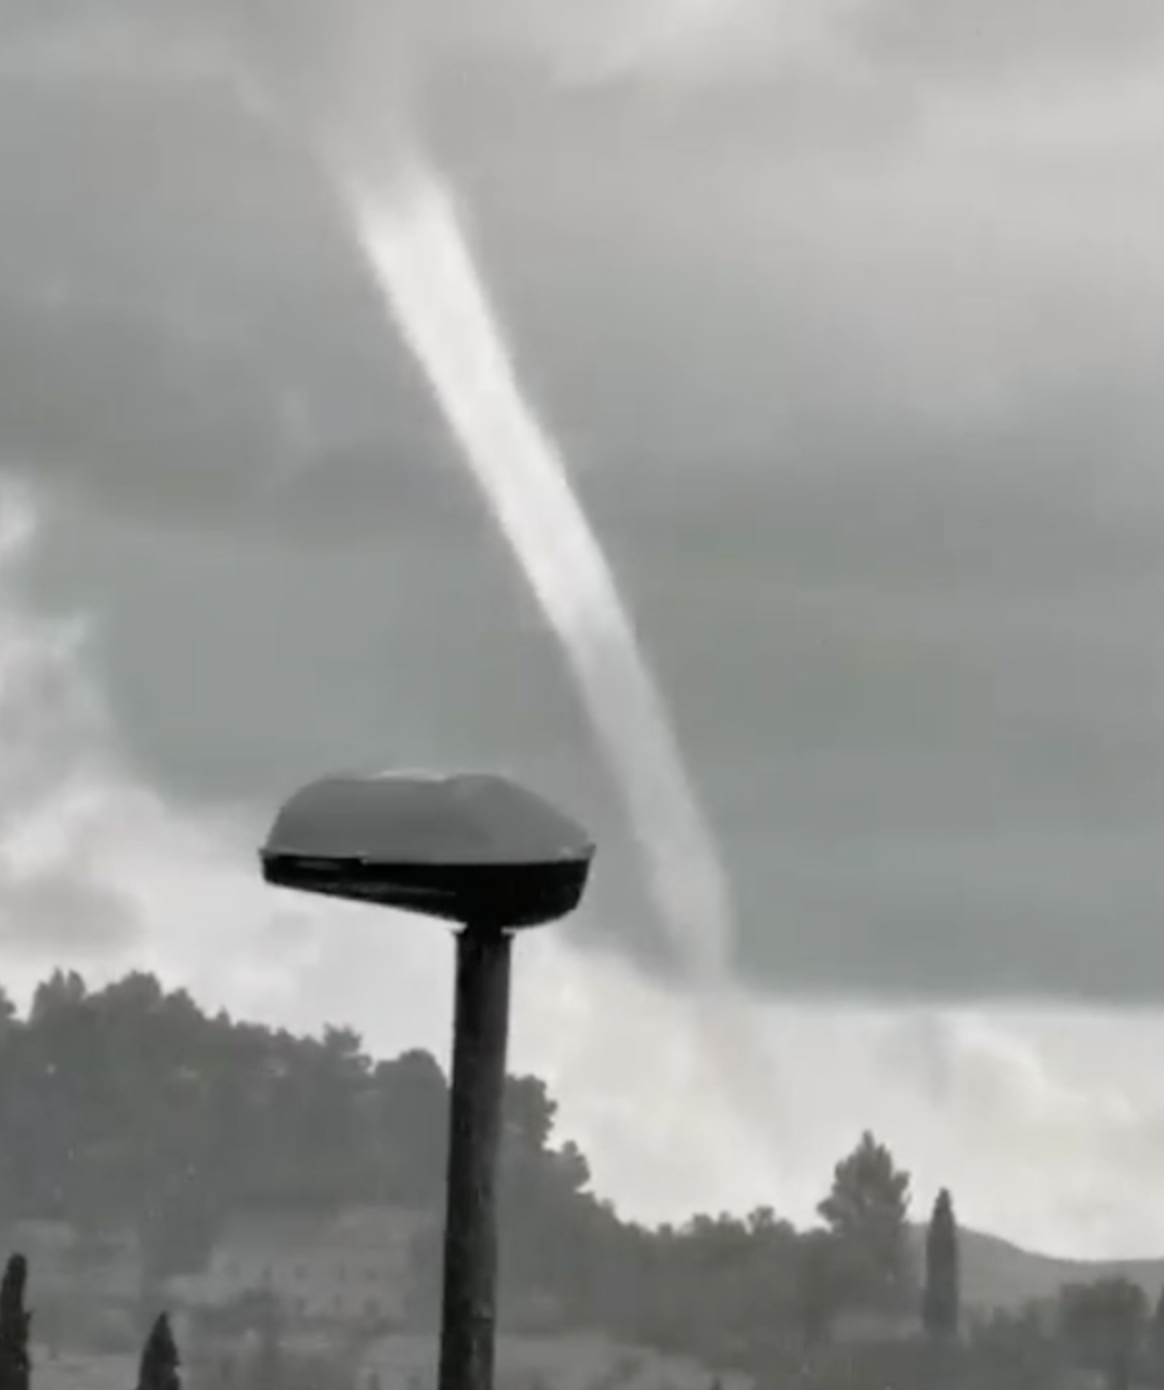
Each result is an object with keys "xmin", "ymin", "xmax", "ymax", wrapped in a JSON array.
[{"xmin": 1, "ymin": 1, "xmax": 1164, "ymax": 1388}]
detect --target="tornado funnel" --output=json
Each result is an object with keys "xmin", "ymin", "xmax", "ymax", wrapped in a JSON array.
[{"xmin": 260, "ymin": 770, "xmax": 595, "ymax": 928}]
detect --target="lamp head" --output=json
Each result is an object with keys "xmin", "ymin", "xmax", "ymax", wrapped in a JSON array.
[{"xmin": 260, "ymin": 770, "xmax": 594, "ymax": 928}]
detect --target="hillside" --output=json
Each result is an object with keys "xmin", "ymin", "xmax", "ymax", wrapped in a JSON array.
[{"xmin": 909, "ymin": 1226, "xmax": 1164, "ymax": 1312}]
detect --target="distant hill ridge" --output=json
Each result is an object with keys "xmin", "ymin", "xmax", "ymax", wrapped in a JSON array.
[{"xmin": 908, "ymin": 1225, "xmax": 1164, "ymax": 1311}]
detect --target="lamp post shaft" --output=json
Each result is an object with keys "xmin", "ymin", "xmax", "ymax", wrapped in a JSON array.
[{"xmin": 437, "ymin": 923, "xmax": 513, "ymax": 1390}]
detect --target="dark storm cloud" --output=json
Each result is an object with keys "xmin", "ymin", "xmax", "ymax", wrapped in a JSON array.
[{"xmin": 3, "ymin": 0, "xmax": 1164, "ymax": 1000}]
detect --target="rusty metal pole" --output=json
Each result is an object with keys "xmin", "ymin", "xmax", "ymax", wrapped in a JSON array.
[{"xmin": 437, "ymin": 922, "xmax": 513, "ymax": 1390}]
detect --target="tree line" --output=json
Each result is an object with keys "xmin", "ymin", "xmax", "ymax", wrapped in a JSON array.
[{"xmin": 0, "ymin": 970, "xmax": 1161, "ymax": 1390}]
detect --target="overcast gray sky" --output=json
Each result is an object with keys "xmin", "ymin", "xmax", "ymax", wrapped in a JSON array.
[{"xmin": 3, "ymin": 0, "xmax": 1164, "ymax": 1254}]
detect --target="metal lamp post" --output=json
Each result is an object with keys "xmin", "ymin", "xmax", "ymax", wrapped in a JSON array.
[{"xmin": 258, "ymin": 771, "xmax": 595, "ymax": 1390}]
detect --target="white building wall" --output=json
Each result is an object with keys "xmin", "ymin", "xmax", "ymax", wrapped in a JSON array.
[{"xmin": 188, "ymin": 1206, "xmax": 430, "ymax": 1328}]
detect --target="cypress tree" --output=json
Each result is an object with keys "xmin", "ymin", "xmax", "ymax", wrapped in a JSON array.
[
  {"xmin": 922, "ymin": 1188, "xmax": 960, "ymax": 1341},
  {"xmin": 0, "ymin": 1254, "xmax": 31, "ymax": 1390},
  {"xmin": 137, "ymin": 1312, "xmax": 181, "ymax": 1390}
]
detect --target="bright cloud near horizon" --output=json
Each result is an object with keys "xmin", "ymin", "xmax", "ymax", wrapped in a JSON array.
[{"xmin": 4, "ymin": 0, "xmax": 1164, "ymax": 1259}]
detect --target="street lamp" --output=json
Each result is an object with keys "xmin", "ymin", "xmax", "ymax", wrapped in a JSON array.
[{"xmin": 259, "ymin": 771, "xmax": 595, "ymax": 1390}]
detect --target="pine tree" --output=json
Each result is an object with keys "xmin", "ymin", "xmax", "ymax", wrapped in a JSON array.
[
  {"xmin": 818, "ymin": 1131, "xmax": 913, "ymax": 1313},
  {"xmin": 0, "ymin": 1254, "xmax": 31, "ymax": 1390},
  {"xmin": 137, "ymin": 1312, "xmax": 181, "ymax": 1390},
  {"xmin": 923, "ymin": 1188, "xmax": 960, "ymax": 1341}
]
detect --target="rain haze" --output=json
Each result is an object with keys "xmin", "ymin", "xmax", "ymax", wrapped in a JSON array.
[{"xmin": 3, "ymin": 0, "xmax": 1164, "ymax": 1278}]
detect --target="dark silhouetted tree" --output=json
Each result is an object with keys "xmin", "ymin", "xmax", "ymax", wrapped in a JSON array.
[
  {"xmin": 923, "ymin": 1188, "xmax": 960, "ymax": 1341},
  {"xmin": 0, "ymin": 1254, "xmax": 30, "ymax": 1390},
  {"xmin": 818, "ymin": 1131, "xmax": 913, "ymax": 1313},
  {"xmin": 137, "ymin": 1313, "xmax": 181, "ymax": 1390},
  {"xmin": 1060, "ymin": 1278, "xmax": 1147, "ymax": 1390}
]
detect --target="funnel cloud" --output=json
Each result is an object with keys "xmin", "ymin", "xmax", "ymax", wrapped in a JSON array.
[{"xmin": 2, "ymin": 0, "xmax": 1164, "ymax": 1012}]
